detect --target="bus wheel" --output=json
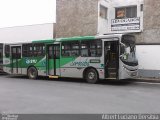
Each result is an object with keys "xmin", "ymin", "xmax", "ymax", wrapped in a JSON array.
[
  {"xmin": 85, "ymin": 68, "xmax": 98, "ymax": 84},
  {"xmin": 27, "ymin": 67, "xmax": 38, "ymax": 79}
]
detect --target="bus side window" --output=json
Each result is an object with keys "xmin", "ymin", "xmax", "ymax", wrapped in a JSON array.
[
  {"xmin": 81, "ymin": 40, "xmax": 102, "ymax": 57},
  {"xmin": 0, "ymin": 44, "xmax": 3, "ymax": 66},
  {"xmin": 22, "ymin": 44, "xmax": 28, "ymax": 57},
  {"xmin": 5, "ymin": 45, "xmax": 10, "ymax": 58},
  {"xmin": 22, "ymin": 44, "xmax": 33, "ymax": 57},
  {"xmin": 61, "ymin": 42, "xmax": 71, "ymax": 57},
  {"xmin": 54, "ymin": 45, "xmax": 60, "ymax": 59},
  {"xmin": 0, "ymin": 44, "xmax": 3, "ymax": 62},
  {"xmin": 17, "ymin": 47, "xmax": 21, "ymax": 59},
  {"xmin": 81, "ymin": 41, "xmax": 89, "ymax": 57},
  {"xmin": 27, "ymin": 44, "xmax": 33, "ymax": 57},
  {"xmin": 71, "ymin": 41, "xmax": 79, "ymax": 56},
  {"xmin": 62, "ymin": 41, "xmax": 80, "ymax": 57},
  {"xmin": 33, "ymin": 43, "xmax": 45, "ymax": 57}
]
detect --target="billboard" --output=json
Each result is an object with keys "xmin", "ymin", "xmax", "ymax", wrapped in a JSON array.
[{"xmin": 111, "ymin": 17, "xmax": 140, "ymax": 31}]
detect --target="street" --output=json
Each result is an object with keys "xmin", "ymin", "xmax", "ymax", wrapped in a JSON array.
[{"xmin": 0, "ymin": 74, "xmax": 160, "ymax": 114}]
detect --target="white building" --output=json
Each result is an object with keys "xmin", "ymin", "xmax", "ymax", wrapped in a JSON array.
[
  {"xmin": 0, "ymin": 23, "xmax": 54, "ymax": 43},
  {"xmin": 98, "ymin": 0, "xmax": 143, "ymax": 34}
]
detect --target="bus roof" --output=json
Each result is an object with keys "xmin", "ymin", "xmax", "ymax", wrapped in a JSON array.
[
  {"xmin": 32, "ymin": 39, "xmax": 55, "ymax": 43},
  {"xmin": 56, "ymin": 36, "xmax": 95, "ymax": 42},
  {"xmin": 55, "ymin": 34, "xmax": 124, "ymax": 42},
  {"xmin": 95, "ymin": 34, "xmax": 123, "ymax": 39},
  {"xmin": 6, "ymin": 34, "xmax": 127, "ymax": 45}
]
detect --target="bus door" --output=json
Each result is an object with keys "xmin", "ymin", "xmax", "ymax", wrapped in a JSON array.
[
  {"xmin": 47, "ymin": 44, "xmax": 60, "ymax": 76},
  {"xmin": 104, "ymin": 41, "xmax": 119, "ymax": 79},
  {"xmin": 11, "ymin": 46, "xmax": 22, "ymax": 74}
]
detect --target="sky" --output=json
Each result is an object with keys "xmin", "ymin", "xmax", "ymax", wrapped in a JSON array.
[{"xmin": 0, "ymin": 0, "xmax": 56, "ymax": 28}]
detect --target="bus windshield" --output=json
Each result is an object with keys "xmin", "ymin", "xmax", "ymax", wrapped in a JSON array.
[{"xmin": 120, "ymin": 35, "xmax": 138, "ymax": 66}]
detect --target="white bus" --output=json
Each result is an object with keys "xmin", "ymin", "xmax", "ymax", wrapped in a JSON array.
[{"xmin": 3, "ymin": 34, "xmax": 138, "ymax": 83}]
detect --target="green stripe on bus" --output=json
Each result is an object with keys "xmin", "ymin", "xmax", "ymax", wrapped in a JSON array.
[
  {"xmin": 57, "ymin": 36, "xmax": 95, "ymax": 42},
  {"xmin": 32, "ymin": 39, "xmax": 54, "ymax": 43}
]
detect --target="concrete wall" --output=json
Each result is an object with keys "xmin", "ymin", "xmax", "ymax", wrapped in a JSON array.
[
  {"xmin": 142, "ymin": 0, "xmax": 160, "ymax": 43},
  {"xmin": 56, "ymin": 0, "xmax": 98, "ymax": 38},
  {"xmin": 134, "ymin": 0, "xmax": 160, "ymax": 78},
  {"xmin": 135, "ymin": 0, "xmax": 160, "ymax": 43},
  {"xmin": 0, "ymin": 23, "xmax": 53, "ymax": 43},
  {"xmin": 136, "ymin": 45, "xmax": 160, "ymax": 78}
]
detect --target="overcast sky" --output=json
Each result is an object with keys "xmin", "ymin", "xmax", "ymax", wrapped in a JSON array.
[{"xmin": 0, "ymin": 0, "xmax": 56, "ymax": 28}]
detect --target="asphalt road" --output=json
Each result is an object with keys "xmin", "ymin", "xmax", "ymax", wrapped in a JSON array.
[{"xmin": 0, "ymin": 74, "xmax": 160, "ymax": 114}]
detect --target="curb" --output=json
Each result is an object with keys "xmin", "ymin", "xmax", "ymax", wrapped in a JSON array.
[{"xmin": 127, "ymin": 78, "xmax": 160, "ymax": 83}]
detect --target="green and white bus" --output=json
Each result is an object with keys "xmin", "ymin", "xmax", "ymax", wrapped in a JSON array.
[{"xmin": 3, "ymin": 34, "xmax": 138, "ymax": 83}]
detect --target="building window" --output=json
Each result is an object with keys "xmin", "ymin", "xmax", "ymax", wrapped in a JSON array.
[
  {"xmin": 115, "ymin": 6, "xmax": 137, "ymax": 19},
  {"xmin": 140, "ymin": 4, "xmax": 143, "ymax": 11},
  {"xmin": 100, "ymin": 5, "xmax": 108, "ymax": 19}
]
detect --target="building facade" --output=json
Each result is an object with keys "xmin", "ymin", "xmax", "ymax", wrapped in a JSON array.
[
  {"xmin": 56, "ymin": 0, "xmax": 98, "ymax": 38},
  {"xmin": 142, "ymin": 0, "xmax": 160, "ymax": 43},
  {"xmin": 56, "ymin": 0, "xmax": 144, "ymax": 41},
  {"xmin": 56, "ymin": 0, "xmax": 160, "ymax": 43},
  {"xmin": 56, "ymin": 0, "xmax": 160, "ymax": 78}
]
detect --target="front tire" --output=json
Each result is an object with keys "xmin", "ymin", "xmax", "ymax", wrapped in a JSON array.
[
  {"xmin": 85, "ymin": 68, "xmax": 99, "ymax": 84},
  {"xmin": 27, "ymin": 67, "xmax": 38, "ymax": 79}
]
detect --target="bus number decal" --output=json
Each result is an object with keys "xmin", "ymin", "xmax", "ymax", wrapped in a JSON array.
[{"xmin": 25, "ymin": 59, "xmax": 37, "ymax": 64}]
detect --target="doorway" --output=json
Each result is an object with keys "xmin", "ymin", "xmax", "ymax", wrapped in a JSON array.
[
  {"xmin": 104, "ymin": 41, "xmax": 119, "ymax": 79},
  {"xmin": 11, "ymin": 46, "xmax": 22, "ymax": 74},
  {"xmin": 47, "ymin": 44, "xmax": 60, "ymax": 76}
]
